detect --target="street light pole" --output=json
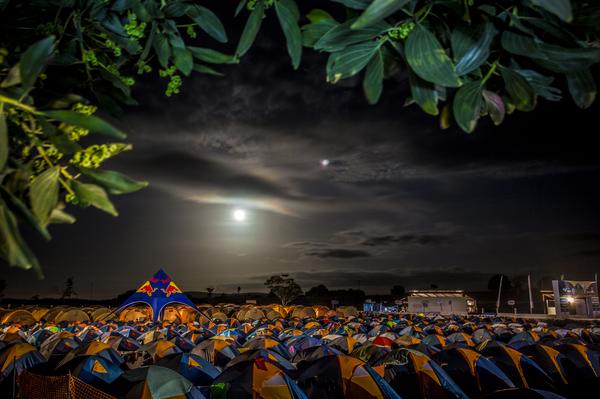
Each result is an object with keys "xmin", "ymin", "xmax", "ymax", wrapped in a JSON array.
[
  {"xmin": 496, "ymin": 275, "xmax": 503, "ymax": 314},
  {"xmin": 528, "ymin": 274, "xmax": 534, "ymax": 314}
]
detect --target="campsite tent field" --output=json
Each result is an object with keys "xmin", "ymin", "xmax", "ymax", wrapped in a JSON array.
[
  {"xmin": 1, "ymin": 306, "xmax": 599, "ymax": 399},
  {"xmin": 1, "ymin": 271, "xmax": 599, "ymax": 398}
]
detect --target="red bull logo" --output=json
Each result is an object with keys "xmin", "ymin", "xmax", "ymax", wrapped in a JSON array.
[
  {"xmin": 150, "ymin": 276, "xmax": 171, "ymax": 284},
  {"xmin": 136, "ymin": 281, "xmax": 157, "ymax": 297},
  {"xmin": 161, "ymin": 281, "xmax": 182, "ymax": 297}
]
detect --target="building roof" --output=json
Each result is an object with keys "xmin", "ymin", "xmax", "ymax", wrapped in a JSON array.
[{"xmin": 408, "ymin": 290, "xmax": 468, "ymax": 298}]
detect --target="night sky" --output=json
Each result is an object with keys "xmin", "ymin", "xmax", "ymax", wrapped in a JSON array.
[{"xmin": 3, "ymin": 14, "xmax": 600, "ymax": 299}]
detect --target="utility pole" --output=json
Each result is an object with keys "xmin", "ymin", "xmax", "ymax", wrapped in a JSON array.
[
  {"xmin": 528, "ymin": 274, "xmax": 534, "ymax": 314},
  {"xmin": 496, "ymin": 275, "xmax": 503, "ymax": 314}
]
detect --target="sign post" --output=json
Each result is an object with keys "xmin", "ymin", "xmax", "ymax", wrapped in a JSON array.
[{"xmin": 508, "ymin": 299, "xmax": 516, "ymax": 315}]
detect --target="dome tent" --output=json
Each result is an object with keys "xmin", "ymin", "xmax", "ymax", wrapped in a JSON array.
[{"xmin": 112, "ymin": 269, "xmax": 204, "ymax": 322}]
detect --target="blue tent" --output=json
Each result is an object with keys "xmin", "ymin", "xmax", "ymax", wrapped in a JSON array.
[{"xmin": 114, "ymin": 269, "xmax": 202, "ymax": 322}]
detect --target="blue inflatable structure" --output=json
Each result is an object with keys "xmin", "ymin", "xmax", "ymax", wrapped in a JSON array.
[{"xmin": 114, "ymin": 269, "xmax": 202, "ymax": 322}]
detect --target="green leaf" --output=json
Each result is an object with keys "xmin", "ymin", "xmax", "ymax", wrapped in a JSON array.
[
  {"xmin": 566, "ymin": 69, "xmax": 597, "ymax": 109},
  {"xmin": 500, "ymin": 67, "xmax": 536, "ymax": 112},
  {"xmin": 482, "ymin": 90, "xmax": 505, "ymax": 125},
  {"xmin": 153, "ymin": 33, "xmax": 171, "ymax": 68},
  {"xmin": 307, "ymin": 9, "xmax": 334, "ymax": 23},
  {"xmin": 235, "ymin": 0, "xmax": 248, "ymax": 17},
  {"xmin": 439, "ymin": 104, "xmax": 452, "ymax": 129},
  {"xmin": 79, "ymin": 168, "xmax": 148, "ymax": 195},
  {"xmin": 187, "ymin": 5, "xmax": 228, "ymax": 43},
  {"xmin": 164, "ymin": 1, "xmax": 188, "ymax": 17},
  {"xmin": 49, "ymin": 208, "xmax": 76, "ymax": 224},
  {"xmin": 236, "ymin": 0, "xmax": 265, "ymax": 58},
  {"xmin": 454, "ymin": 22, "xmax": 497, "ymax": 76},
  {"xmin": 50, "ymin": 135, "xmax": 83, "ymax": 155},
  {"xmin": 531, "ymin": 0, "xmax": 572, "ymax": 22},
  {"xmin": 510, "ymin": 61, "xmax": 562, "ymax": 102},
  {"xmin": 327, "ymin": 40, "xmax": 383, "ymax": 82},
  {"xmin": 275, "ymin": 0, "xmax": 303, "ymax": 69},
  {"xmin": 405, "ymin": 25, "xmax": 461, "ymax": 87},
  {"xmin": 99, "ymin": 69, "xmax": 131, "ymax": 98},
  {"xmin": 0, "ymin": 114, "xmax": 7, "ymax": 171},
  {"xmin": 331, "ymin": 0, "xmax": 371, "ymax": 10},
  {"xmin": 352, "ymin": 0, "xmax": 410, "ymax": 29},
  {"xmin": 0, "ymin": 202, "xmax": 42, "ymax": 278},
  {"xmin": 166, "ymin": 24, "xmax": 185, "ymax": 49},
  {"xmin": 500, "ymin": 31, "xmax": 540, "ymax": 58},
  {"xmin": 315, "ymin": 19, "xmax": 390, "ymax": 52},
  {"xmin": 44, "ymin": 111, "xmax": 126, "ymax": 139},
  {"xmin": 30, "ymin": 166, "xmax": 60, "ymax": 226},
  {"xmin": 102, "ymin": 14, "xmax": 126, "ymax": 37},
  {"xmin": 71, "ymin": 181, "xmax": 118, "ymax": 216},
  {"xmin": 132, "ymin": 0, "xmax": 151, "ymax": 22},
  {"xmin": 478, "ymin": 5, "xmax": 497, "ymax": 16},
  {"xmin": 451, "ymin": 26, "xmax": 477, "ymax": 62},
  {"xmin": 523, "ymin": 17, "xmax": 578, "ymax": 43},
  {"xmin": 363, "ymin": 49, "xmax": 384, "ymax": 104},
  {"xmin": 408, "ymin": 70, "xmax": 439, "ymax": 116},
  {"xmin": 172, "ymin": 47, "xmax": 193, "ymax": 76},
  {"xmin": 302, "ymin": 21, "xmax": 338, "ymax": 48},
  {"xmin": 19, "ymin": 36, "xmax": 55, "ymax": 93},
  {"xmin": 140, "ymin": 22, "xmax": 157, "ymax": 61},
  {"xmin": 0, "ymin": 185, "xmax": 50, "ymax": 240},
  {"xmin": 501, "ymin": 31, "xmax": 600, "ymax": 73},
  {"xmin": 453, "ymin": 81, "xmax": 483, "ymax": 133},
  {"xmin": 188, "ymin": 47, "xmax": 237, "ymax": 64},
  {"xmin": 193, "ymin": 64, "xmax": 224, "ymax": 76},
  {"xmin": 1, "ymin": 64, "xmax": 21, "ymax": 88}
]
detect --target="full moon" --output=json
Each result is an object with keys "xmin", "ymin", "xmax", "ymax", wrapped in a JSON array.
[{"xmin": 232, "ymin": 208, "xmax": 247, "ymax": 222}]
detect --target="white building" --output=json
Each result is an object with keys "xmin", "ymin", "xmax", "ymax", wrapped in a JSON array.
[
  {"xmin": 551, "ymin": 280, "xmax": 600, "ymax": 318},
  {"xmin": 406, "ymin": 290, "xmax": 476, "ymax": 315}
]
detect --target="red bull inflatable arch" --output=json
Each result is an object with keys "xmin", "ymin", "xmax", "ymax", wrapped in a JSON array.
[{"xmin": 112, "ymin": 269, "xmax": 204, "ymax": 322}]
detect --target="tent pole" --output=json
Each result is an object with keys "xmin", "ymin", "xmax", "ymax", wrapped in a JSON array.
[{"xmin": 495, "ymin": 275, "xmax": 503, "ymax": 315}]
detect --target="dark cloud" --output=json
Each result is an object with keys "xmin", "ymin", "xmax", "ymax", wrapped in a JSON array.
[
  {"xmin": 337, "ymin": 230, "xmax": 364, "ymax": 237},
  {"xmin": 304, "ymin": 249, "xmax": 372, "ymax": 259},
  {"xmin": 572, "ymin": 249, "xmax": 600, "ymax": 257},
  {"xmin": 284, "ymin": 241, "xmax": 329, "ymax": 248},
  {"xmin": 564, "ymin": 233, "xmax": 600, "ymax": 242},
  {"xmin": 249, "ymin": 268, "xmax": 493, "ymax": 291},
  {"xmin": 284, "ymin": 229, "xmax": 454, "ymax": 262},
  {"xmin": 361, "ymin": 234, "xmax": 450, "ymax": 246}
]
